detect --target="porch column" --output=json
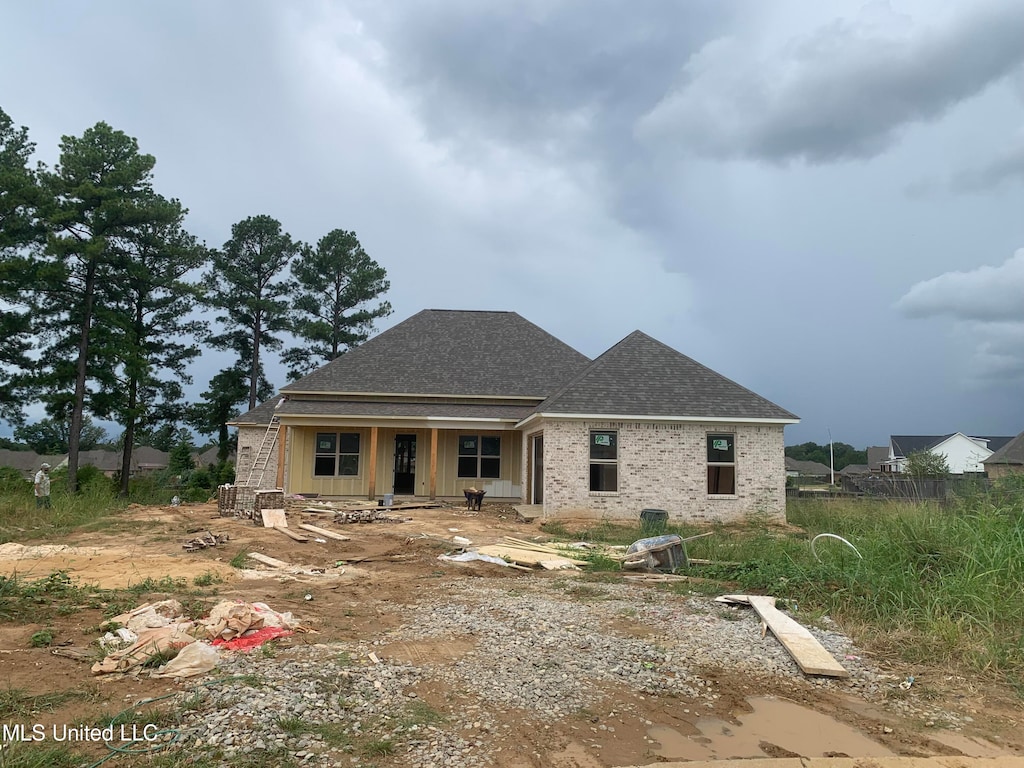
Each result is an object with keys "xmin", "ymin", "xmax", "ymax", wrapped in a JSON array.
[
  {"xmin": 429, "ymin": 428, "xmax": 438, "ymax": 500},
  {"xmin": 368, "ymin": 426, "xmax": 378, "ymax": 500},
  {"xmin": 276, "ymin": 424, "xmax": 287, "ymax": 489}
]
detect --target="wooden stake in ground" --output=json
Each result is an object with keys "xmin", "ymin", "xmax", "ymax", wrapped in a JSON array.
[{"xmin": 745, "ymin": 595, "xmax": 849, "ymax": 678}]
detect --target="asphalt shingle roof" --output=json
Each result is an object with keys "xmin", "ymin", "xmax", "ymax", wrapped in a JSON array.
[
  {"xmin": 984, "ymin": 430, "xmax": 1024, "ymax": 465},
  {"xmin": 785, "ymin": 458, "xmax": 832, "ymax": 475},
  {"xmin": 282, "ymin": 310, "xmax": 590, "ymax": 398},
  {"xmin": 535, "ymin": 331, "xmax": 798, "ymax": 420}
]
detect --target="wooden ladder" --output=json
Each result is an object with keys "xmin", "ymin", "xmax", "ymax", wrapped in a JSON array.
[{"xmin": 244, "ymin": 415, "xmax": 280, "ymax": 488}]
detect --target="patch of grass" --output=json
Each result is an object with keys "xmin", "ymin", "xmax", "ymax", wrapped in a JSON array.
[
  {"xmin": 29, "ymin": 628, "xmax": 54, "ymax": 647},
  {"xmin": 0, "ymin": 744, "xmax": 86, "ymax": 768},
  {"xmin": 127, "ymin": 575, "xmax": 188, "ymax": 594},
  {"xmin": 398, "ymin": 699, "xmax": 447, "ymax": 729},
  {"xmin": 276, "ymin": 715, "xmax": 308, "ymax": 736},
  {"xmin": 310, "ymin": 722, "xmax": 352, "ymax": 747},
  {"xmin": 0, "ymin": 688, "xmax": 87, "ymax": 718},
  {"xmin": 260, "ymin": 640, "xmax": 279, "ymax": 659},
  {"xmin": 229, "ymin": 550, "xmax": 249, "ymax": 569},
  {"xmin": 361, "ymin": 738, "xmax": 396, "ymax": 758},
  {"xmin": 192, "ymin": 571, "xmax": 223, "ymax": 587}
]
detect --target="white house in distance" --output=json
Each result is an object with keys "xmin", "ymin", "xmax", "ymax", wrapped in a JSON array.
[{"xmin": 882, "ymin": 434, "xmax": 1015, "ymax": 475}]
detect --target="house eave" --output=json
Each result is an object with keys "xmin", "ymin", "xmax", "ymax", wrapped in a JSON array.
[
  {"xmin": 516, "ymin": 413, "xmax": 800, "ymax": 429},
  {"xmin": 280, "ymin": 390, "xmax": 546, "ymax": 401}
]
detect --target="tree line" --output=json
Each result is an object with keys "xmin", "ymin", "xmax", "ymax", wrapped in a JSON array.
[
  {"xmin": 0, "ymin": 107, "xmax": 391, "ymax": 494},
  {"xmin": 784, "ymin": 441, "xmax": 867, "ymax": 471}
]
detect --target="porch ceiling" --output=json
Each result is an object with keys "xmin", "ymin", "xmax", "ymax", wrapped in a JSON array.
[{"xmin": 276, "ymin": 399, "xmax": 536, "ymax": 422}]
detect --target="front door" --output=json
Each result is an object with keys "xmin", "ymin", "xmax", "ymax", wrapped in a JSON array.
[
  {"xmin": 531, "ymin": 434, "xmax": 544, "ymax": 504},
  {"xmin": 393, "ymin": 434, "xmax": 416, "ymax": 494}
]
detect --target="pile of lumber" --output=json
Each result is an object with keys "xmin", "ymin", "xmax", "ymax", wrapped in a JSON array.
[
  {"xmin": 334, "ymin": 509, "xmax": 410, "ymax": 525},
  {"xmin": 475, "ymin": 537, "xmax": 590, "ymax": 571}
]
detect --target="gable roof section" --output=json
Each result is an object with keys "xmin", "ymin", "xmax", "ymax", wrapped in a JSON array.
[
  {"xmin": 282, "ymin": 310, "xmax": 590, "ymax": 399},
  {"xmin": 532, "ymin": 331, "xmax": 798, "ymax": 421},
  {"xmin": 984, "ymin": 430, "xmax": 1024, "ymax": 466},
  {"xmin": 890, "ymin": 435, "xmax": 951, "ymax": 457},
  {"xmin": 866, "ymin": 446, "xmax": 889, "ymax": 470},
  {"xmin": 785, "ymin": 458, "xmax": 831, "ymax": 475},
  {"xmin": 891, "ymin": 434, "xmax": 1015, "ymax": 458}
]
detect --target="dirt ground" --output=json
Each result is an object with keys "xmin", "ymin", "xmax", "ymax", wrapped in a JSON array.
[{"xmin": 0, "ymin": 500, "xmax": 1022, "ymax": 767}]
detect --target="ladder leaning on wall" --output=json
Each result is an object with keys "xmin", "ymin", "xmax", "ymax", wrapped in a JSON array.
[{"xmin": 242, "ymin": 415, "xmax": 280, "ymax": 489}]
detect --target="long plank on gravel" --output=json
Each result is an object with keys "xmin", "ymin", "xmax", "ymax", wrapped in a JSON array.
[
  {"xmin": 297, "ymin": 523, "xmax": 351, "ymax": 541},
  {"xmin": 248, "ymin": 552, "xmax": 291, "ymax": 568},
  {"xmin": 274, "ymin": 525, "xmax": 309, "ymax": 542},
  {"xmin": 746, "ymin": 595, "xmax": 849, "ymax": 678}
]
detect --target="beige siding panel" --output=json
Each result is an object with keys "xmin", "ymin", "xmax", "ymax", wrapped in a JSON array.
[
  {"xmin": 435, "ymin": 430, "xmax": 522, "ymax": 498},
  {"xmin": 287, "ymin": 426, "xmax": 370, "ymax": 497}
]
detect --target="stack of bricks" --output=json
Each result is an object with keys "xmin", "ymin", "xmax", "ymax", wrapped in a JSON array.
[
  {"xmin": 217, "ymin": 485, "xmax": 237, "ymax": 517},
  {"xmin": 253, "ymin": 489, "xmax": 285, "ymax": 525}
]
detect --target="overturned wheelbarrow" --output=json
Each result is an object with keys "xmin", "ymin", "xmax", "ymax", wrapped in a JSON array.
[{"xmin": 622, "ymin": 534, "xmax": 687, "ymax": 572}]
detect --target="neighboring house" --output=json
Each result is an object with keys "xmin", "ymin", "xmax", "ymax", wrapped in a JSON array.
[
  {"xmin": 983, "ymin": 430, "xmax": 1024, "ymax": 479},
  {"xmin": 784, "ymin": 458, "xmax": 833, "ymax": 480},
  {"xmin": 866, "ymin": 446, "xmax": 889, "ymax": 473},
  {"xmin": 231, "ymin": 309, "xmax": 798, "ymax": 522},
  {"xmin": 195, "ymin": 447, "xmax": 236, "ymax": 468},
  {"xmin": 882, "ymin": 434, "xmax": 1015, "ymax": 475},
  {"xmin": 839, "ymin": 464, "xmax": 869, "ymax": 476},
  {"xmin": 133, "ymin": 447, "xmax": 170, "ymax": 473},
  {"xmin": 0, "ymin": 449, "xmax": 66, "ymax": 482}
]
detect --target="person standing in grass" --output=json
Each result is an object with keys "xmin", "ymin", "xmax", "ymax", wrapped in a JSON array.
[{"xmin": 34, "ymin": 462, "xmax": 51, "ymax": 509}]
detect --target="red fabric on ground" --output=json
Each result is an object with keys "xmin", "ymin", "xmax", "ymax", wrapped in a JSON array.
[{"xmin": 211, "ymin": 626, "xmax": 293, "ymax": 651}]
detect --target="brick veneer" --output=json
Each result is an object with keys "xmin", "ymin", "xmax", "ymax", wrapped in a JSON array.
[
  {"xmin": 524, "ymin": 420, "xmax": 786, "ymax": 522},
  {"xmin": 235, "ymin": 426, "xmax": 279, "ymax": 490}
]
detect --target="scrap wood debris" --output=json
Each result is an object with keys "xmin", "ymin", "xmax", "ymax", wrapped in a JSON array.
[
  {"xmin": 183, "ymin": 531, "xmax": 230, "ymax": 551},
  {"xmin": 714, "ymin": 594, "xmax": 849, "ymax": 678},
  {"xmin": 333, "ymin": 509, "xmax": 410, "ymax": 524}
]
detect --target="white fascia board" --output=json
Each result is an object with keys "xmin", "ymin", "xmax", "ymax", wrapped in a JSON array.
[
  {"xmin": 278, "ymin": 415, "xmax": 520, "ymax": 431},
  {"xmin": 516, "ymin": 413, "xmax": 799, "ymax": 429},
  {"xmin": 279, "ymin": 390, "xmax": 543, "ymax": 401}
]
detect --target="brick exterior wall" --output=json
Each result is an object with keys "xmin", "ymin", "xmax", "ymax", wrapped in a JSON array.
[
  {"xmin": 524, "ymin": 420, "xmax": 786, "ymax": 522},
  {"xmin": 235, "ymin": 425, "xmax": 280, "ymax": 490}
]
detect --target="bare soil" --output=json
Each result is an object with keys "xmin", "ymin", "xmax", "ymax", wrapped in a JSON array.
[{"xmin": 1, "ymin": 501, "xmax": 1022, "ymax": 767}]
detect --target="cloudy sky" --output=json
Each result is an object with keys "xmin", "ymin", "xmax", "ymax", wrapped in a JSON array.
[{"xmin": 2, "ymin": 0, "xmax": 1023, "ymax": 448}]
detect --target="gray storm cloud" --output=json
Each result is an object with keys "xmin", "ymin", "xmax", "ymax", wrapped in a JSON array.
[{"xmin": 636, "ymin": 1, "xmax": 1024, "ymax": 163}]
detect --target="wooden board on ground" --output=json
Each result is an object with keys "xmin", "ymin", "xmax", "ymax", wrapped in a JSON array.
[
  {"xmin": 297, "ymin": 523, "xmax": 351, "ymax": 541},
  {"xmin": 274, "ymin": 525, "xmax": 309, "ymax": 543},
  {"xmin": 261, "ymin": 508, "xmax": 287, "ymax": 528},
  {"xmin": 745, "ymin": 595, "xmax": 849, "ymax": 678},
  {"xmin": 248, "ymin": 552, "xmax": 291, "ymax": 569},
  {"xmin": 321, "ymin": 501, "xmax": 443, "ymax": 513},
  {"xmin": 476, "ymin": 545, "xmax": 585, "ymax": 569}
]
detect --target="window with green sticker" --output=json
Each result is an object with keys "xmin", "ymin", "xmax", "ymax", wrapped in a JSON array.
[
  {"xmin": 707, "ymin": 433, "xmax": 735, "ymax": 494},
  {"xmin": 590, "ymin": 430, "xmax": 618, "ymax": 491},
  {"xmin": 458, "ymin": 435, "xmax": 500, "ymax": 478}
]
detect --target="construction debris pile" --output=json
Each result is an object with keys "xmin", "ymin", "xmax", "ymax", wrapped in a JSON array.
[
  {"xmin": 89, "ymin": 599, "xmax": 308, "ymax": 678},
  {"xmin": 182, "ymin": 531, "xmax": 230, "ymax": 551}
]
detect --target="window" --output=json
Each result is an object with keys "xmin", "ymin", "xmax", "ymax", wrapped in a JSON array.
[
  {"xmin": 314, "ymin": 432, "xmax": 360, "ymax": 477},
  {"xmin": 707, "ymin": 433, "xmax": 735, "ymax": 494},
  {"xmin": 590, "ymin": 430, "xmax": 618, "ymax": 492},
  {"xmin": 458, "ymin": 435, "xmax": 501, "ymax": 478}
]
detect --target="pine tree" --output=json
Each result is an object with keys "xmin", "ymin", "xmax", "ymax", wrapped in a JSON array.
[
  {"xmin": 203, "ymin": 215, "xmax": 298, "ymax": 410},
  {"xmin": 283, "ymin": 229, "xmax": 391, "ymax": 380}
]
